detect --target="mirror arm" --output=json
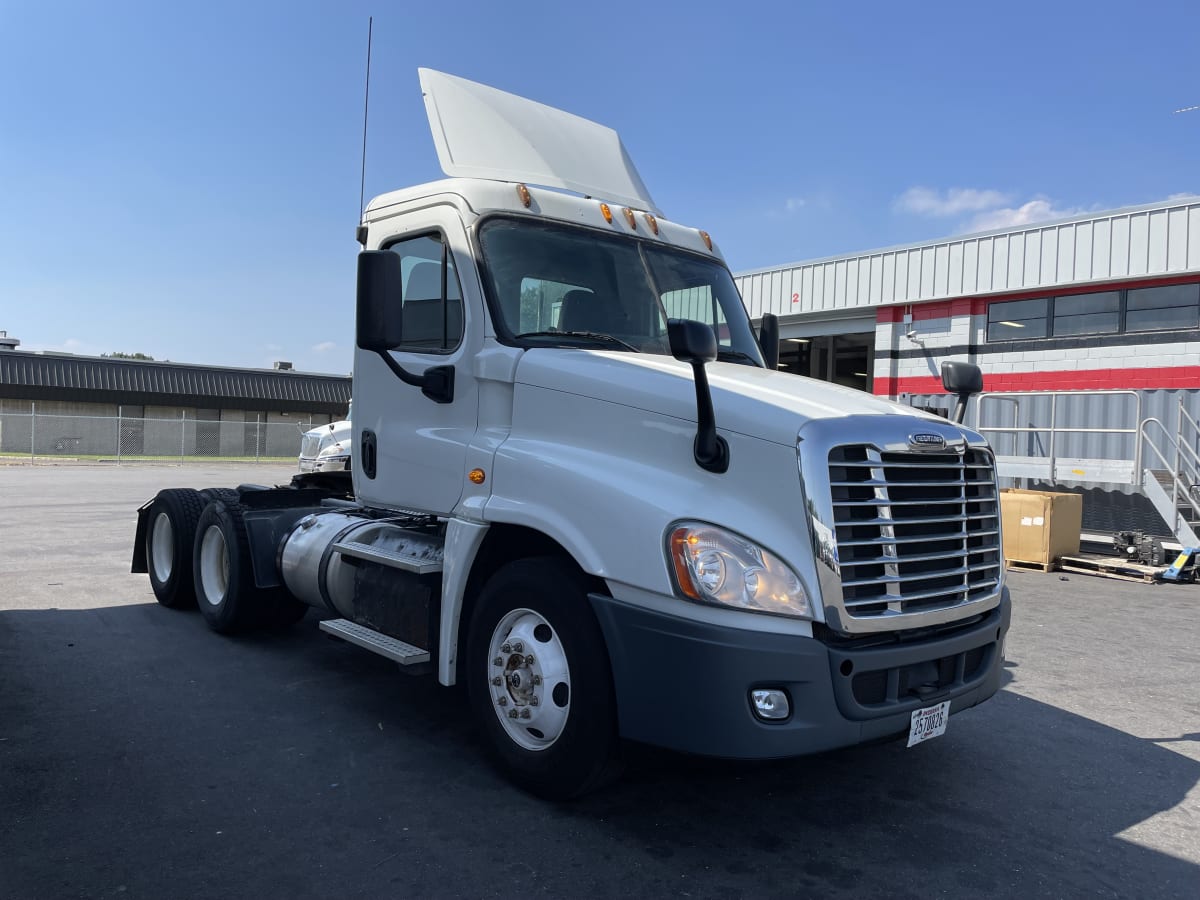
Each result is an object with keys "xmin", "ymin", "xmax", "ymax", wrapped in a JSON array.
[
  {"xmin": 758, "ymin": 313, "xmax": 780, "ymax": 369},
  {"xmin": 689, "ymin": 362, "xmax": 729, "ymax": 473},
  {"xmin": 373, "ymin": 351, "xmax": 455, "ymax": 404}
]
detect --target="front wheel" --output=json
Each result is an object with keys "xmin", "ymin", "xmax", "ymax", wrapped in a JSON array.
[{"xmin": 466, "ymin": 557, "xmax": 622, "ymax": 799}]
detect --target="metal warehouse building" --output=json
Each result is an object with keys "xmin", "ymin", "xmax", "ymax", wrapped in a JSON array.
[
  {"xmin": 0, "ymin": 345, "xmax": 350, "ymax": 460},
  {"xmin": 734, "ymin": 196, "xmax": 1200, "ymax": 542}
]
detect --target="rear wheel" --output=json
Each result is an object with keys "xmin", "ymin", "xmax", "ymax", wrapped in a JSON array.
[
  {"xmin": 466, "ymin": 557, "xmax": 622, "ymax": 799},
  {"xmin": 146, "ymin": 488, "xmax": 206, "ymax": 609},
  {"xmin": 193, "ymin": 500, "xmax": 305, "ymax": 633}
]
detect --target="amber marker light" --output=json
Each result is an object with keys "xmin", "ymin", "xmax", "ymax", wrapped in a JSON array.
[
  {"xmin": 468, "ymin": 468, "xmax": 486, "ymax": 484},
  {"xmin": 699, "ymin": 230, "xmax": 713, "ymax": 251},
  {"xmin": 599, "ymin": 202, "xmax": 613, "ymax": 224},
  {"xmin": 644, "ymin": 213, "xmax": 659, "ymax": 235},
  {"xmin": 622, "ymin": 207, "xmax": 637, "ymax": 229},
  {"xmin": 516, "ymin": 183, "xmax": 532, "ymax": 208},
  {"xmin": 668, "ymin": 528, "xmax": 701, "ymax": 600}
]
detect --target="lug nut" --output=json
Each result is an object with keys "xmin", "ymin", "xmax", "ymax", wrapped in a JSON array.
[
  {"xmin": 497, "ymin": 696, "xmax": 507, "ymax": 706},
  {"xmin": 520, "ymin": 709, "xmax": 531, "ymax": 719},
  {"xmin": 508, "ymin": 709, "xmax": 520, "ymax": 719},
  {"xmin": 501, "ymin": 642, "xmax": 512, "ymax": 653},
  {"xmin": 525, "ymin": 655, "xmax": 535, "ymax": 665},
  {"xmin": 511, "ymin": 641, "xmax": 524, "ymax": 653},
  {"xmin": 532, "ymin": 674, "xmax": 542, "ymax": 685},
  {"xmin": 529, "ymin": 696, "xmax": 539, "ymax": 706},
  {"xmin": 493, "ymin": 657, "xmax": 503, "ymax": 667},
  {"xmin": 491, "ymin": 676, "xmax": 502, "ymax": 686}
]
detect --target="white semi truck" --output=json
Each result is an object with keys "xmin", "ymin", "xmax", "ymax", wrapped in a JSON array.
[{"xmin": 132, "ymin": 69, "xmax": 1009, "ymax": 799}]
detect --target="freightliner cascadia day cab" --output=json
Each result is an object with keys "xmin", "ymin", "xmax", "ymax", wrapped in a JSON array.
[{"xmin": 132, "ymin": 70, "xmax": 1010, "ymax": 799}]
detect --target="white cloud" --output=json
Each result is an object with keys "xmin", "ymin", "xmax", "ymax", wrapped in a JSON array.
[
  {"xmin": 784, "ymin": 197, "xmax": 806, "ymax": 213},
  {"xmin": 894, "ymin": 186, "xmax": 1012, "ymax": 216},
  {"xmin": 312, "ymin": 341, "xmax": 337, "ymax": 353},
  {"xmin": 1167, "ymin": 192, "xmax": 1199, "ymax": 201},
  {"xmin": 965, "ymin": 198, "xmax": 1085, "ymax": 232}
]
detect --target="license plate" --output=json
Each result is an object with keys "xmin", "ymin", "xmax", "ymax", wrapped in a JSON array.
[{"xmin": 907, "ymin": 700, "xmax": 950, "ymax": 748}]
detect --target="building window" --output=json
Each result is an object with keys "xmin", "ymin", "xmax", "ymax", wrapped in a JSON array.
[
  {"xmin": 987, "ymin": 298, "xmax": 1048, "ymax": 341},
  {"xmin": 1126, "ymin": 283, "xmax": 1200, "ymax": 333},
  {"xmin": 987, "ymin": 283, "xmax": 1200, "ymax": 341},
  {"xmin": 1052, "ymin": 291, "xmax": 1119, "ymax": 336}
]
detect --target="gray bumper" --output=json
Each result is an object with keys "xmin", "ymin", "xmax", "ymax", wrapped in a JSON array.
[{"xmin": 589, "ymin": 588, "xmax": 1011, "ymax": 759}]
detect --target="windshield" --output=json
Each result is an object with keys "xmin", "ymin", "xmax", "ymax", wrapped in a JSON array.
[{"xmin": 477, "ymin": 218, "xmax": 765, "ymax": 365}]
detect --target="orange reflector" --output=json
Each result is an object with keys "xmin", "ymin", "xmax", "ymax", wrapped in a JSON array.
[
  {"xmin": 599, "ymin": 202, "xmax": 613, "ymax": 224},
  {"xmin": 644, "ymin": 214, "xmax": 658, "ymax": 235},
  {"xmin": 516, "ymin": 184, "xmax": 532, "ymax": 208},
  {"xmin": 468, "ymin": 468, "xmax": 486, "ymax": 485},
  {"xmin": 623, "ymin": 207, "xmax": 637, "ymax": 229},
  {"xmin": 699, "ymin": 230, "xmax": 713, "ymax": 251}
]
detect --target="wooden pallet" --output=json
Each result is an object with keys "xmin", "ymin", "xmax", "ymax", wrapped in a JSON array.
[
  {"xmin": 1006, "ymin": 558, "xmax": 1057, "ymax": 574},
  {"xmin": 1057, "ymin": 555, "xmax": 1160, "ymax": 584}
]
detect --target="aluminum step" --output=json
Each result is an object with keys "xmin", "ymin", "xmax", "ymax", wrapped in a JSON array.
[
  {"xmin": 319, "ymin": 618, "xmax": 430, "ymax": 665},
  {"xmin": 332, "ymin": 539, "xmax": 443, "ymax": 574}
]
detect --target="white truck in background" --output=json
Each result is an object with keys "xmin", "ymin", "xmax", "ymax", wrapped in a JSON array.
[
  {"xmin": 132, "ymin": 69, "xmax": 1009, "ymax": 799},
  {"xmin": 298, "ymin": 415, "xmax": 352, "ymax": 473}
]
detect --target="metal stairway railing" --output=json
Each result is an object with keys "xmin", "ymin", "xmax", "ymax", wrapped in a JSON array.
[
  {"xmin": 972, "ymin": 391, "xmax": 1200, "ymax": 548},
  {"xmin": 1138, "ymin": 407, "xmax": 1200, "ymax": 548}
]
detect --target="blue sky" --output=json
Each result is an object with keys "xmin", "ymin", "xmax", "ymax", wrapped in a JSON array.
[{"xmin": 2, "ymin": 0, "xmax": 1197, "ymax": 374}]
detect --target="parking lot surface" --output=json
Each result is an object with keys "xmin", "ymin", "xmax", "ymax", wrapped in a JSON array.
[{"xmin": 2, "ymin": 464, "xmax": 1198, "ymax": 898}]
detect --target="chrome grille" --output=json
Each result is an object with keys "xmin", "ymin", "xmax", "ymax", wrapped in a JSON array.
[
  {"xmin": 300, "ymin": 434, "xmax": 321, "ymax": 458},
  {"xmin": 827, "ymin": 445, "xmax": 1001, "ymax": 619}
]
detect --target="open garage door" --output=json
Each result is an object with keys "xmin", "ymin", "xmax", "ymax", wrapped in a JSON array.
[{"xmin": 772, "ymin": 313, "xmax": 876, "ymax": 393}]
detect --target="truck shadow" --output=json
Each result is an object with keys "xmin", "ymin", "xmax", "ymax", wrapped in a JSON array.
[{"xmin": 1, "ymin": 603, "xmax": 1196, "ymax": 899}]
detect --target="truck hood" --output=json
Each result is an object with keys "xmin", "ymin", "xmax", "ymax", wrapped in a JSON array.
[{"xmin": 514, "ymin": 350, "xmax": 944, "ymax": 447}]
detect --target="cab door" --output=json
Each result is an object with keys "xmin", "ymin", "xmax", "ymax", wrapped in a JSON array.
[{"xmin": 352, "ymin": 205, "xmax": 482, "ymax": 515}]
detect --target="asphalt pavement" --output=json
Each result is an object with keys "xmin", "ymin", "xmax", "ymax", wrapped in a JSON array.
[{"xmin": 1, "ymin": 463, "xmax": 1197, "ymax": 898}]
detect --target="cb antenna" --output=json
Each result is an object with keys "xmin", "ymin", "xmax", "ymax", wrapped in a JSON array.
[{"xmin": 356, "ymin": 17, "xmax": 374, "ymax": 245}]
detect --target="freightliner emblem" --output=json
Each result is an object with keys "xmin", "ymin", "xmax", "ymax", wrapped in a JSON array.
[{"xmin": 908, "ymin": 433, "xmax": 946, "ymax": 450}]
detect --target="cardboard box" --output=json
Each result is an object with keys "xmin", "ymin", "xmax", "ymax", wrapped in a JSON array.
[{"xmin": 1000, "ymin": 488, "xmax": 1083, "ymax": 566}]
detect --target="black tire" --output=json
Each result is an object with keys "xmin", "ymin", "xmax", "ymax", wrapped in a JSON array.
[
  {"xmin": 466, "ymin": 556, "xmax": 622, "ymax": 800},
  {"xmin": 145, "ymin": 488, "xmax": 206, "ymax": 609},
  {"xmin": 192, "ymin": 499, "xmax": 302, "ymax": 634}
]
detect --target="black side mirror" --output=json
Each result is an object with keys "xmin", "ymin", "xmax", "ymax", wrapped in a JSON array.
[
  {"xmin": 356, "ymin": 251, "xmax": 404, "ymax": 351},
  {"xmin": 667, "ymin": 318, "xmax": 717, "ymax": 364},
  {"xmin": 758, "ymin": 313, "xmax": 779, "ymax": 369},
  {"xmin": 668, "ymin": 319, "xmax": 728, "ymax": 474},
  {"xmin": 941, "ymin": 360, "xmax": 983, "ymax": 424}
]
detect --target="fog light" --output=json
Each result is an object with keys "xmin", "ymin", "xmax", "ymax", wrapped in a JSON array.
[{"xmin": 750, "ymin": 689, "xmax": 790, "ymax": 721}]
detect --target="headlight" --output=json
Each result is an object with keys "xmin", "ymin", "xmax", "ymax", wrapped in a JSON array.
[{"xmin": 667, "ymin": 522, "xmax": 811, "ymax": 619}]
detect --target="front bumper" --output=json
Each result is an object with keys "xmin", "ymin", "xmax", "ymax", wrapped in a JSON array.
[
  {"xmin": 298, "ymin": 455, "xmax": 349, "ymax": 474},
  {"xmin": 588, "ymin": 587, "xmax": 1010, "ymax": 759}
]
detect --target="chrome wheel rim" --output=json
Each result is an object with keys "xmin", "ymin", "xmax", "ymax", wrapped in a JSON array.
[{"xmin": 149, "ymin": 512, "xmax": 174, "ymax": 582}]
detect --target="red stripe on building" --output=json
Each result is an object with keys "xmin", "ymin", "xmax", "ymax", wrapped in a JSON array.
[{"xmin": 875, "ymin": 366, "xmax": 1200, "ymax": 396}]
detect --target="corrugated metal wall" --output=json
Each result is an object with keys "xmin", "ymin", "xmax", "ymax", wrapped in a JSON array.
[{"xmin": 735, "ymin": 199, "xmax": 1200, "ymax": 320}]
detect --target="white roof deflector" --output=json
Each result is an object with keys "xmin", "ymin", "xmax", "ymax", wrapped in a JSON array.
[{"xmin": 418, "ymin": 68, "xmax": 661, "ymax": 216}]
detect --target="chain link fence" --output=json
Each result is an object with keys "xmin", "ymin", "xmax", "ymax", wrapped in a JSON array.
[{"xmin": 0, "ymin": 409, "xmax": 314, "ymax": 464}]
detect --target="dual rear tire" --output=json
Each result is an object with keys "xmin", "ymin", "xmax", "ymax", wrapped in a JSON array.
[{"xmin": 144, "ymin": 489, "xmax": 306, "ymax": 632}]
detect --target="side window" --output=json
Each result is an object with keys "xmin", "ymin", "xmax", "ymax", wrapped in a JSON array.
[{"xmin": 386, "ymin": 234, "xmax": 464, "ymax": 352}]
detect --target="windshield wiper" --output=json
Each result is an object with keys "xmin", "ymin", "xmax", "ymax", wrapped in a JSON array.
[
  {"xmin": 716, "ymin": 348, "xmax": 762, "ymax": 366},
  {"xmin": 515, "ymin": 331, "xmax": 641, "ymax": 352}
]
